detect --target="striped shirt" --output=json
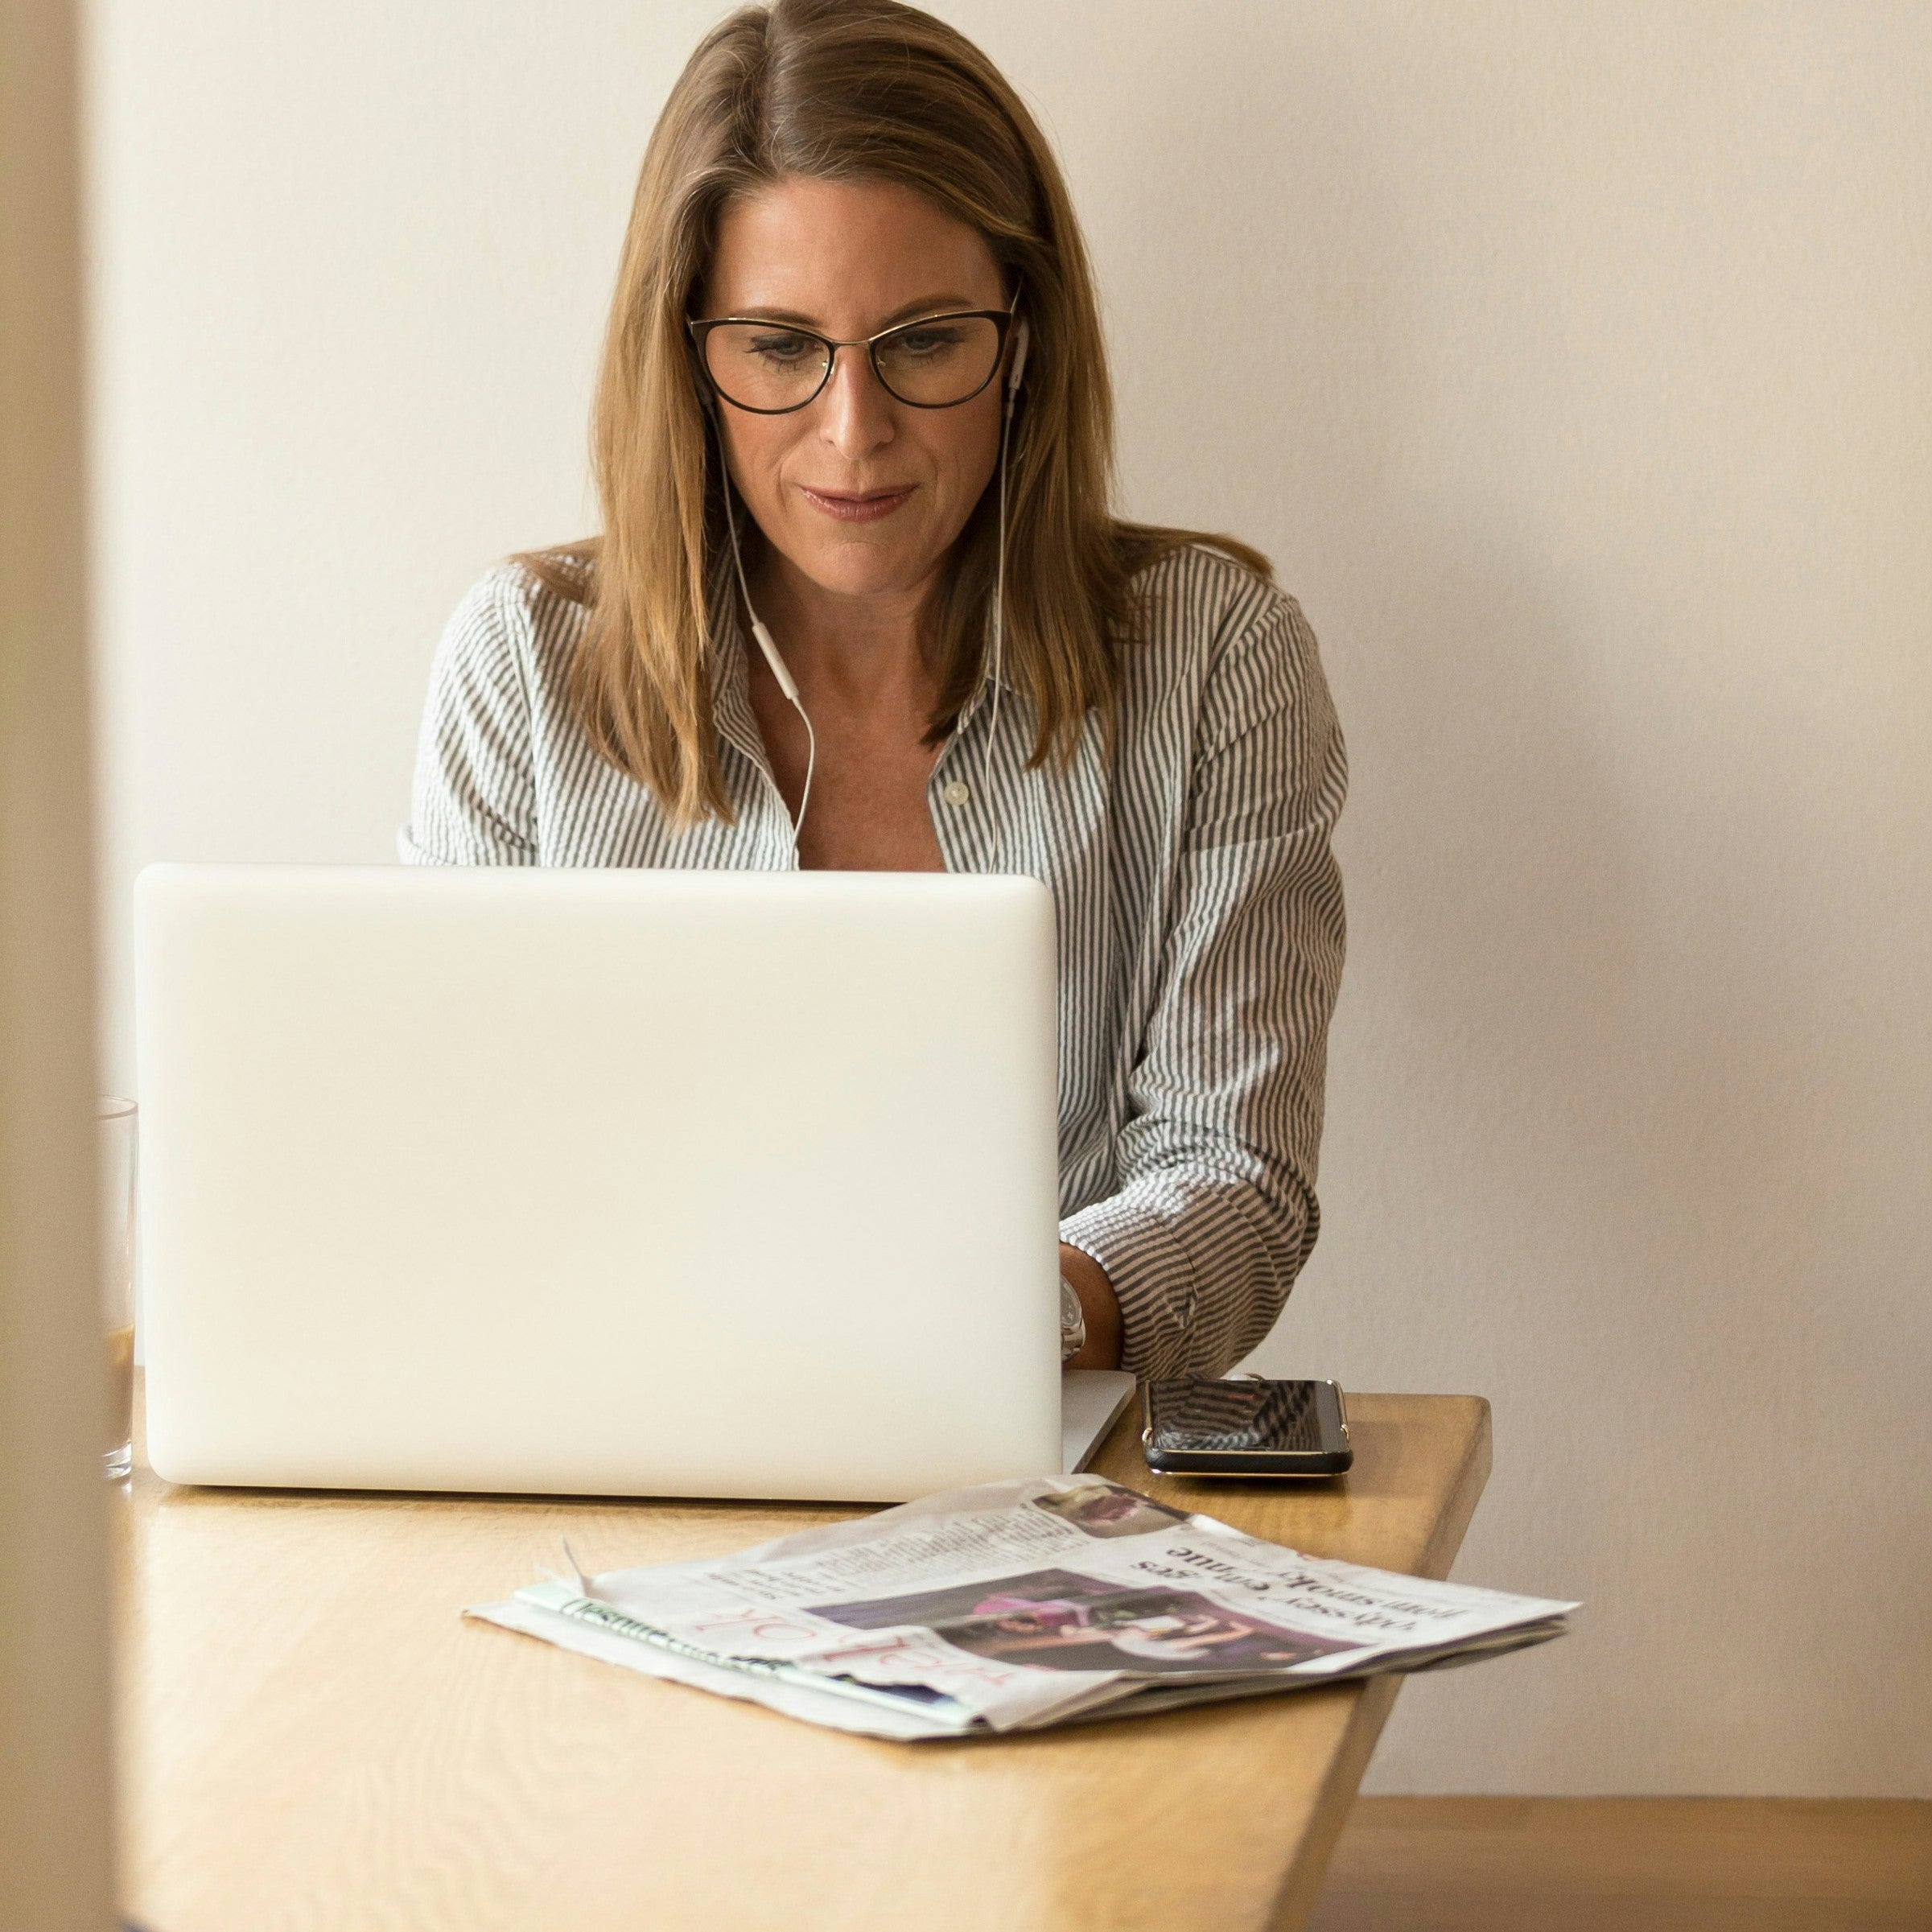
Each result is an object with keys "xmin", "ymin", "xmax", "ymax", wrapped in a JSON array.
[{"xmin": 400, "ymin": 542, "xmax": 1347, "ymax": 1379}]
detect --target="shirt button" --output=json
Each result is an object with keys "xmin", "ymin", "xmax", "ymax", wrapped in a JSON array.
[{"xmin": 941, "ymin": 779, "xmax": 972, "ymax": 808}]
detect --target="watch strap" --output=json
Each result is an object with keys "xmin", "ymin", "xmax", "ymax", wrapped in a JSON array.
[{"xmin": 1059, "ymin": 1272, "xmax": 1087, "ymax": 1363}]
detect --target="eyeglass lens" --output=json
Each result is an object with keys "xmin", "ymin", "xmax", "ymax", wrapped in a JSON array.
[{"xmin": 702, "ymin": 315, "xmax": 1002, "ymax": 411}]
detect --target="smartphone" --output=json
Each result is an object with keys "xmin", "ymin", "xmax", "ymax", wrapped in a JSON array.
[{"xmin": 1140, "ymin": 1376, "xmax": 1353, "ymax": 1477}]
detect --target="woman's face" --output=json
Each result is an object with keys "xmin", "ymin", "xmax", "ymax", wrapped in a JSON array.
[{"xmin": 697, "ymin": 175, "xmax": 1010, "ymax": 609}]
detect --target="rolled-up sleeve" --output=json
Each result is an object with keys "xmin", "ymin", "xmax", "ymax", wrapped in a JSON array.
[
  {"xmin": 398, "ymin": 567, "xmax": 541, "ymax": 866},
  {"xmin": 1061, "ymin": 591, "xmax": 1347, "ymax": 1379}
]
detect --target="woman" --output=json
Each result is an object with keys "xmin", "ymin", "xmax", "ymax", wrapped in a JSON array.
[{"xmin": 401, "ymin": 0, "xmax": 1347, "ymax": 1381}]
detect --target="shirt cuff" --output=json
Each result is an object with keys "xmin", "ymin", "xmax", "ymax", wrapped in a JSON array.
[
  {"xmin": 1061, "ymin": 1188, "xmax": 1201, "ymax": 1382},
  {"xmin": 396, "ymin": 822, "xmax": 440, "ymax": 865},
  {"xmin": 1061, "ymin": 1176, "xmax": 1294, "ymax": 1382}
]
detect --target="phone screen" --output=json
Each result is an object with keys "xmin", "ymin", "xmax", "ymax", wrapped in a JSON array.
[{"xmin": 1146, "ymin": 1378, "xmax": 1341, "ymax": 1456}]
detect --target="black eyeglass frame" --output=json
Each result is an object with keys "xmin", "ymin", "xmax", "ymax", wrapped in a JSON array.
[{"xmin": 686, "ymin": 305, "xmax": 1020, "ymax": 414}]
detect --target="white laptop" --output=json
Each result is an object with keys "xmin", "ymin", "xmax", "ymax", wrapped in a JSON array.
[{"xmin": 134, "ymin": 863, "xmax": 1133, "ymax": 1502}]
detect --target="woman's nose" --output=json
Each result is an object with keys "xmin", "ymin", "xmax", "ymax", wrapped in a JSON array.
[{"xmin": 816, "ymin": 345, "xmax": 896, "ymax": 455}]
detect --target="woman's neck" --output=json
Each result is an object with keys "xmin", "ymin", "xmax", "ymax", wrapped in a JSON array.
[{"xmin": 745, "ymin": 546, "xmax": 938, "ymax": 710}]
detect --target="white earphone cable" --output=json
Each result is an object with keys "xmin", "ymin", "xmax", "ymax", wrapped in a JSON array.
[
  {"xmin": 982, "ymin": 393, "xmax": 1015, "ymax": 801},
  {"xmin": 711, "ymin": 409, "xmax": 817, "ymax": 840}
]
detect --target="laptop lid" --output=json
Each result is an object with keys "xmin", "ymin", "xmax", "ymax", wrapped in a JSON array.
[{"xmin": 135, "ymin": 863, "xmax": 1066, "ymax": 1502}]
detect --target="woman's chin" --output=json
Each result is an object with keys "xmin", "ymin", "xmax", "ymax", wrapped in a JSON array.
[{"xmin": 781, "ymin": 540, "xmax": 943, "ymax": 604}]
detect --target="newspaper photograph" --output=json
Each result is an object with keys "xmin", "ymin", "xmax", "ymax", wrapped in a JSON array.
[{"xmin": 468, "ymin": 1475, "xmax": 1577, "ymax": 1740}]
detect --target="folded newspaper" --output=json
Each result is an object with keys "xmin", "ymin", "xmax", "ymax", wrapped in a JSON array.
[{"xmin": 467, "ymin": 1475, "xmax": 1576, "ymax": 1740}]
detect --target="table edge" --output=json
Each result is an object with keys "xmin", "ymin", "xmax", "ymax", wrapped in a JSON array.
[{"xmin": 1263, "ymin": 1394, "xmax": 1494, "ymax": 1930}]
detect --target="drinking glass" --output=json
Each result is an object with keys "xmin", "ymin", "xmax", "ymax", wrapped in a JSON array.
[{"xmin": 98, "ymin": 1096, "xmax": 137, "ymax": 1480}]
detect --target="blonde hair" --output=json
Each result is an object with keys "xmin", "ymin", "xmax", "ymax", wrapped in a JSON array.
[{"xmin": 521, "ymin": 0, "xmax": 1271, "ymax": 825}]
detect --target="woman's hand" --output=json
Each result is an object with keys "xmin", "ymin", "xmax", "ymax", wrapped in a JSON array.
[{"xmin": 1058, "ymin": 1244, "xmax": 1124, "ymax": 1370}]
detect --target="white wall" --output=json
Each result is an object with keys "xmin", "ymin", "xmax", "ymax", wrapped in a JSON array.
[{"xmin": 86, "ymin": 1, "xmax": 1931, "ymax": 1796}]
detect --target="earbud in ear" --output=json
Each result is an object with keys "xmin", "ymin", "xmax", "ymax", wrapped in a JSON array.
[{"xmin": 1007, "ymin": 318, "xmax": 1031, "ymax": 400}]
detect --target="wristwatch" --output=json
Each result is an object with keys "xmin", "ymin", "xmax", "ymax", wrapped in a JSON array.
[{"xmin": 1059, "ymin": 1273, "xmax": 1087, "ymax": 1363}]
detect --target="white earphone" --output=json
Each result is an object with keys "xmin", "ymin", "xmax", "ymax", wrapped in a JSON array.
[
  {"xmin": 706, "ymin": 385, "xmax": 820, "ymax": 831},
  {"xmin": 982, "ymin": 312, "xmax": 1028, "ymax": 797},
  {"xmin": 705, "ymin": 299, "xmax": 1029, "ymax": 845}
]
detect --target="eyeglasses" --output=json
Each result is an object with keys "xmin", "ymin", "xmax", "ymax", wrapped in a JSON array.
[{"xmin": 687, "ymin": 305, "xmax": 1019, "ymax": 414}]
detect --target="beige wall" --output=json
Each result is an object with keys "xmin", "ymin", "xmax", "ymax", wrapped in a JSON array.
[
  {"xmin": 86, "ymin": 2, "xmax": 1931, "ymax": 1796},
  {"xmin": 3, "ymin": 0, "xmax": 117, "ymax": 1922}
]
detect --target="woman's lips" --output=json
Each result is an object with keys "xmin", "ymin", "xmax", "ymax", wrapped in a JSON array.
[{"xmin": 799, "ymin": 484, "xmax": 915, "ymax": 523}]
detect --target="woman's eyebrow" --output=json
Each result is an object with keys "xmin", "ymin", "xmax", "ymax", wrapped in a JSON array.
[{"xmin": 722, "ymin": 294, "xmax": 983, "ymax": 327}]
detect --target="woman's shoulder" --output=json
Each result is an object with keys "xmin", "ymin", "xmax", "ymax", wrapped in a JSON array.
[
  {"xmin": 1120, "ymin": 538, "xmax": 1323, "ymax": 690},
  {"xmin": 432, "ymin": 548, "xmax": 595, "ymax": 687},
  {"xmin": 1113, "ymin": 540, "xmax": 1343, "ymax": 799}
]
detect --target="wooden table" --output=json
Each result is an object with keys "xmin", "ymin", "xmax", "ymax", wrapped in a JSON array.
[{"xmin": 113, "ymin": 1382, "xmax": 1490, "ymax": 1932}]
